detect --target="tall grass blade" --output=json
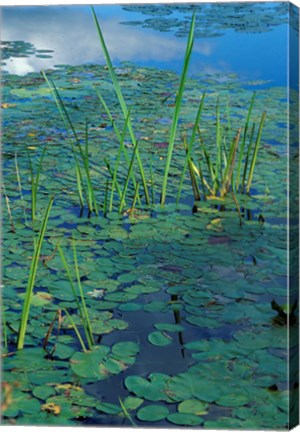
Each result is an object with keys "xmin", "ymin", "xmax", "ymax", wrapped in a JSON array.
[
  {"xmin": 236, "ymin": 93, "xmax": 256, "ymax": 191},
  {"xmin": 91, "ymin": 7, "xmax": 150, "ymax": 204},
  {"xmin": 72, "ymin": 239, "xmax": 94, "ymax": 348},
  {"xmin": 221, "ymin": 128, "xmax": 241, "ymax": 197},
  {"xmin": 17, "ymin": 195, "xmax": 54, "ymax": 349},
  {"xmin": 176, "ymin": 92, "xmax": 205, "ymax": 203},
  {"xmin": 42, "ymin": 71, "xmax": 96, "ymax": 214},
  {"xmin": 15, "ymin": 153, "xmax": 28, "ymax": 225},
  {"xmin": 241, "ymin": 122, "xmax": 256, "ymax": 193},
  {"xmin": 103, "ymin": 179, "xmax": 109, "ymax": 216},
  {"xmin": 64, "ymin": 309, "xmax": 87, "ymax": 353},
  {"xmin": 119, "ymin": 143, "xmax": 139, "ymax": 213},
  {"xmin": 118, "ymin": 397, "xmax": 137, "ymax": 427},
  {"xmin": 216, "ymin": 96, "xmax": 222, "ymax": 178},
  {"xmin": 231, "ymin": 191, "xmax": 243, "ymax": 226},
  {"xmin": 1, "ymin": 299, "xmax": 8, "ymax": 349},
  {"xmin": 183, "ymin": 138, "xmax": 201, "ymax": 201},
  {"xmin": 27, "ymin": 146, "xmax": 47, "ymax": 221},
  {"xmin": 246, "ymin": 111, "xmax": 266, "ymax": 194},
  {"xmin": 131, "ymin": 181, "xmax": 140, "ymax": 213},
  {"xmin": 2, "ymin": 183, "xmax": 16, "ymax": 234},
  {"xmin": 58, "ymin": 246, "xmax": 87, "ymax": 331},
  {"xmin": 160, "ymin": 13, "xmax": 196, "ymax": 205}
]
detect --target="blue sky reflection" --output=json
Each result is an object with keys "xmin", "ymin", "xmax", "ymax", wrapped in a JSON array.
[{"xmin": 1, "ymin": 4, "xmax": 288, "ymax": 86}]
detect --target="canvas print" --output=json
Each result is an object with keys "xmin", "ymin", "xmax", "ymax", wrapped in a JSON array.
[{"xmin": 1, "ymin": 1, "xmax": 299, "ymax": 429}]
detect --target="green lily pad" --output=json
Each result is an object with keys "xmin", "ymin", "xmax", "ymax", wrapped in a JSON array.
[
  {"xmin": 167, "ymin": 412, "xmax": 204, "ymax": 426},
  {"xmin": 178, "ymin": 399, "xmax": 208, "ymax": 415},
  {"xmin": 154, "ymin": 323, "xmax": 184, "ymax": 332},
  {"xmin": 148, "ymin": 331, "xmax": 173, "ymax": 346},
  {"xmin": 137, "ymin": 404, "xmax": 169, "ymax": 422},
  {"xmin": 32, "ymin": 385, "xmax": 56, "ymax": 401}
]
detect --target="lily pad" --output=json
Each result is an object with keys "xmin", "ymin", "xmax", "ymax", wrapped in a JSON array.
[
  {"xmin": 148, "ymin": 331, "xmax": 173, "ymax": 346},
  {"xmin": 137, "ymin": 404, "xmax": 169, "ymax": 422}
]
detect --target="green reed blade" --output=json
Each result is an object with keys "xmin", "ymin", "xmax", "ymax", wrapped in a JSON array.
[
  {"xmin": 95, "ymin": 90, "xmax": 141, "ymax": 209},
  {"xmin": 43, "ymin": 71, "xmax": 96, "ymax": 213},
  {"xmin": 72, "ymin": 239, "xmax": 94, "ymax": 348},
  {"xmin": 91, "ymin": 7, "xmax": 150, "ymax": 204},
  {"xmin": 131, "ymin": 181, "xmax": 140, "ymax": 213},
  {"xmin": 1, "ymin": 301, "xmax": 8, "ymax": 349},
  {"xmin": 119, "ymin": 143, "xmax": 139, "ymax": 213},
  {"xmin": 198, "ymin": 159, "xmax": 209, "ymax": 199},
  {"xmin": 160, "ymin": 13, "xmax": 196, "ymax": 205},
  {"xmin": 2, "ymin": 183, "xmax": 16, "ymax": 234},
  {"xmin": 64, "ymin": 309, "xmax": 87, "ymax": 353},
  {"xmin": 119, "ymin": 397, "xmax": 137, "ymax": 427},
  {"xmin": 176, "ymin": 92, "xmax": 206, "ymax": 203},
  {"xmin": 241, "ymin": 122, "xmax": 256, "ymax": 193},
  {"xmin": 221, "ymin": 128, "xmax": 241, "ymax": 197},
  {"xmin": 58, "ymin": 246, "xmax": 86, "ymax": 328},
  {"xmin": 246, "ymin": 111, "xmax": 266, "ymax": 194},
  {"xmin": 202, "ymin": 145, "xmax": 218, "ymax": 195},
  {"xmin": 236, "ymin": 93, "xmax": 256, "ymax": 191},
  {"xmin": 231, "ymin": 191, "xmax": 243, "ymax": 226},
  {"xmin": 17, "ymin": 195, "xmax": 54, "ymax": 349},
  {"xmin": 103, "ymin": 180, "xmax": 109, "ymax": 216},
  {"xmin": 15, "ymin": 153, "xmax": 28, "ymax": 225},
  {"xmin": 149, "ymin": 152, "xmax": 155, "ymax": 205},
  {"xmin": 182, "ymin": 137, "xmax": 201, "ymax": 201},
  {"xmin": 216, "ymin": 95, "xmax": 222, "ymax": 177}
]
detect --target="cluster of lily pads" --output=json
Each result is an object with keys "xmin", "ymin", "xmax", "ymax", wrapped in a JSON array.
[{"xmin": 2, "ymin": 6, "xmax": 297, "ymax": 430}]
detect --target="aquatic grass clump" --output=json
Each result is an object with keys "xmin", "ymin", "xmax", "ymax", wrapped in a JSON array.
[{"xmin": 42, "ymin": 10, "xmax": 266, "ymax": 218}]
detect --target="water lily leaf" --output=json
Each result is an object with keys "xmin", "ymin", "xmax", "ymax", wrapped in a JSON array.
[
  {"xmin": 154, "ymin": 323, "xmax": 184, "ymax": 332},
  {"xmin": 216, "ymin": 391, "xmax": 250, "ymax": 407},
  {"xmin": 118, "ymin": 302, "xmax": 143, "ymax": 311},
  {"xmin": 70, "ymin": 346, "xmax": 110, "ymax": 379},
  {"xmin": 123, "ymin": 396, "xmax": 144, "ymax": 411},
  {"xmin": 137, "ymin": 404, "xmax": 169, "ymax": 421},
  {"xmin": 148, "ymin": 331, "xmax": 173, "ymax": 346},
  {"xmin": 178, "ymin": 399, "xmax": 208, "ymax": 415},
  {"xmin": 125, "ymin": 373, "xmax": 170, "ymax": 402},
  {"xmin": 96, "ymin": 402, "xmax": 121, "ymax": 414},
  {"xmin": 32, "ymin": 385, "xmax": 56, "ymax": 401},
  {"xmin": 111, "ymin": 341, "xmax": 139, "ymax": 357},
  {"xmin": 167, "ymin": 412, "xmax": 203, "ymax": 426}
]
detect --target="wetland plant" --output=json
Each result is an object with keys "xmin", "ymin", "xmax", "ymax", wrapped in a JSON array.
[
  {"xmin": 42, "ymin": 9, "xmax": 266, "ymax": 217},
  {"xmin": 17, "ymin": 195, "xmax": 54, "ymax": 350},
  {"xmin": 42, "ymin": 70, "xmax": 98, "ymax": 216},
  {"xmin": 58, "ymin": 240, "xmax": 94, "ymax": 350},
  {"xmin": 27, "ymin": 145, "xmax": 47, "ymax": 222}
]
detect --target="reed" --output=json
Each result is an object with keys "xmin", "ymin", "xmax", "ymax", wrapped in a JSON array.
[
  {"xmin": 42, "ymin": 71, "xmax": 98, "ymax": 214},
  {"xmin": 118, "ymin": 398, "xmax": 137, "ymax": 427},
  {"xmin": 246, "ymin": 111, "xmax": 266, "ymax": 194},
  {"xmin": 15, "ymin": 153, "xmax": 28, "ymax": 225},
  {"xmin": 91, "ymin": 6, "xmax": 150, "ymax": 205},
  {"xmin": 17, "ymin": 195, "xmax": 54, "ymax": 350},
  {"xmin": 236, "ymin": 93, "xmax": 256, "ymax": 191},
  {"xmin": 176, "ymin": 92, "xmax": 205, "ymax": 203},
  {"xmin": 58, "ymin": 240, "xmax": 94, "ymax": 349},
  {"xmin": 2, "ymin": 183, "xmax": 16, "ymax": 234},
  {"xmin": 160, "ymin": 13, "xmax": 196, "ymax": 205},
  {"xmin": 27, "ymin": 146, "xmax": 47, "ymax": 222},
  {"xmin": 119, "ymin": 143, "xmax": 139, "ymax": 213}
]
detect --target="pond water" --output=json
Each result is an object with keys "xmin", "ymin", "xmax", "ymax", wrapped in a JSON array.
[{"xmin": 1, "ymin": 2, "xmax": 299, "ymax": 429}]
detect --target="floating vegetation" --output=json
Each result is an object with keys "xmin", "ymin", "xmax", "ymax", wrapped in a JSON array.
[{"xmin": 1, "ymin": 3, "xmax": 298, "ymax": 429}]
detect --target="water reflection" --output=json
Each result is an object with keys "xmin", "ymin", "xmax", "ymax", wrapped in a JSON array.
[{"xmin": 1, "ymin": 3, "xmax": 288, "ymax": 86}]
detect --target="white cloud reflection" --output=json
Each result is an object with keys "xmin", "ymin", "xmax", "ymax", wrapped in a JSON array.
[{"xmin": 2, "ymin": 7, "xmax": 215, "ymax": 75}]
